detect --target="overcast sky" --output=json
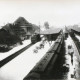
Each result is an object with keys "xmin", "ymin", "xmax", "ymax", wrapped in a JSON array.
[{"xmin": 0, "ymin": 0, "xmax": 80, "ymax": 27}]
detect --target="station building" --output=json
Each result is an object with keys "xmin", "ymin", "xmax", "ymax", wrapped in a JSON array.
[{"xmin": 35, "ymin": 28, "xmax": 62, "ymax": 41}]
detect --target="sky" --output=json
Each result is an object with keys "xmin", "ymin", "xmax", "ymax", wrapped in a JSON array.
[{"xmin": 0, "ymin": 0, "xmax": 80, "ymax": 27}]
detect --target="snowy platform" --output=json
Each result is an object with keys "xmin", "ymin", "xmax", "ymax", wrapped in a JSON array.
[
  {"xmin": 0, "ymin": 40, "xmax": 31, "ymax": 61},
  {"xmin": 0, "ymin": 40, "xmax": 54, "ymax": 80}
]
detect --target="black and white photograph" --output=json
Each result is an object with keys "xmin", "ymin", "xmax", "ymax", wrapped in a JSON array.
[{"xmin": 0, "ymin": 0, "xmax": 80, "ymax": 80}]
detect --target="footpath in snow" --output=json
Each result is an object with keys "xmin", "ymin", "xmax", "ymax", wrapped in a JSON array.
[{"xmin": 64, "ymin": 35, "xmax": 79, "ymax": 80}]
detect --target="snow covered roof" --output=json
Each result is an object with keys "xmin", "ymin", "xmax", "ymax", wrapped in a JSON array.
[{"xmin": 35, "ymin": 28, "xmax": 61, "ymax": 35}]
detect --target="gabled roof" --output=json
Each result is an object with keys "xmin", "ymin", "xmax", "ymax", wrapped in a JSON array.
[
  {"xmin": 14, "ymin": 17, "xmax": 29, "ymax": 26},
  {"xmin": 13, "ymin": 17, "xmax": 39, "ymax": 30}
]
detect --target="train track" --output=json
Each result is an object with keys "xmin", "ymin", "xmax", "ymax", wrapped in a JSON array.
[
  {"xmin": 69, "ymin": 33, "xmax": 80, "ymax": 54},
  {"xmin": 1, "ymin": 30, "xmax": 80, "ymax": 79},
  {"xmin": 0, "ymin": 43, "xmax": 33, "ymax": 68},
  {"xmin": 67, "ymin": 32, "xmax": 80, "ymax": 79},
  {"xmin": 23, "ymin": 32, "xmax": 64, "ymax": 79},
  {"xmin": 23, "ymin": 32, "xmax": 80, "ymax": 80},
  {"xmin": 0, "ymin": 35, "xmax": 46, "ymax": 68}
]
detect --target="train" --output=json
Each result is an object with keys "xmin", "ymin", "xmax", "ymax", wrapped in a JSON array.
[
  {"xmin": 23, "ymin": 32, "xmax": 64, "ymax": 80},
  {"xmin": 31, "ymin": 34, "xmax": 41, "ymax": 44}
]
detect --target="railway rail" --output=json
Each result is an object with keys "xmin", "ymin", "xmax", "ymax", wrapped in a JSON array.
[
  {"xmin": 23, "ymin": 32, "xmax": 64, "ymax": 79},
  {"xmin": 0, "ymin": 35, "xmax": 44, "ymax": 68},
  {"xmin": 1, "ymin": 30, "xmax": 80, "ymax": 80},
  {"xmin": 69, "ymin": 32, "xmax": 80, "ymax": 55},
  {"xmin": 69, "ymin": 32, "xmax": 80, "ymax": 79},
  {"xmin": 0, "ymin": 43, "xmax": 33, "ymax": 68}
]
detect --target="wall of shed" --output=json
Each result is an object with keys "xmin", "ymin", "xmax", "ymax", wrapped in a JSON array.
[{"xmin": 45, "ymin": 33, "xmax": 60, "ymax": 41}]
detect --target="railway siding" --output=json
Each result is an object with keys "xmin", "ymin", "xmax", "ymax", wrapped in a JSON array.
[
  {"xmin": 0, "ymin": 43, "xmax": 33, "ymax": 68},
  {"xmin": 23, "ymin": 32, "xmax": 64, "ymax": 80}
]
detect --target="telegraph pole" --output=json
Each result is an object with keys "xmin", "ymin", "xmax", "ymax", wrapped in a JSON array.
[{"xmin": 39, "ymin": 22, "xmax": 40, "ymax": 34}]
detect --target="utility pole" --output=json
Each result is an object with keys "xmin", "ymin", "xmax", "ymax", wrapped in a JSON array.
[{"xmin": 39, "ymin": 22, "xmax": 40, "ymax": 34}]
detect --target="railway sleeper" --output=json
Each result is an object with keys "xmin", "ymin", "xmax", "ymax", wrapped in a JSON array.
[
  {"xmin": 41, "ymin": 54, "xmax": 58, "ymax": 78},
  {"xmin": 23, "ymin": 52, "xmax": 55, "ymax": 79},
  {"xmin": 56, "ymin": 38, "xmax": 61, "ymax": 43},
  {"xmin": 24, "ymin": 51, "xmax": 57, "ymax": 80},
  {"xmin": 24, "ymin": 43, "xmax": 63, "ymax": 79},
  {"xmin": 41, "ymin": 43, "xmax": 64, "ymax": 78},
  {"xmin": 24, "ymin": 35, "xmax": 64, "ymax": 79},
  {"xmin": 47, "ymin": 42, "xmax": 60, "ymax": 53},
  {"xmin": 31, "ymin": 52, "xmax": 55, "ymax": 73}
]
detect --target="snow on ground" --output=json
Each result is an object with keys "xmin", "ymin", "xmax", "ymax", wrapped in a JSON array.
[
  {"xmin": 65, "ymin": 35, "xmax": 79, "ymax": 80},
  {"xmin": 0, "ymin": 40, "xmax": 31, "ymax": 61},
  {"xmin": 0, "ymin": 40, "xmax": 55, "ymax": 80}
]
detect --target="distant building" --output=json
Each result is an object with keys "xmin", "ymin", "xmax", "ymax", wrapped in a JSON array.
[
  {"xmin": 0, "ymin": 17, "xmax": 39, "ymax": 52},
  {"xmin": 35, "ymin": 28, "xmax": 62, "ymax": 41},
  {"xmin": 13, "ymin": 17, "xmax": 39, "ymax": 40}
]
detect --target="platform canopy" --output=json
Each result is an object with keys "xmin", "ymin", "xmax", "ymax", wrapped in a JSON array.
[{"xmin": 35, "ymin": 28, "xmax": 62, "ymax": 35}]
